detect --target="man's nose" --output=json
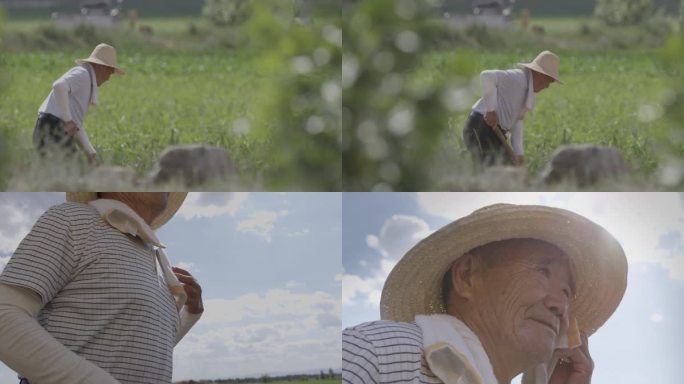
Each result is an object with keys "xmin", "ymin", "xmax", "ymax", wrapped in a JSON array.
[{"xmin": 544, "ymin": 285, "xmax": 569, "ymax": 317}]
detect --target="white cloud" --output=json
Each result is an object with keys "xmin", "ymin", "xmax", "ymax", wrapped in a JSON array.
[
  {"xmin": 200, "ymin": 289, "xmax": 339, "ymax": 325},
  {"xmin": 237, "ymin": 210, "xmax": 289, "ymax": 242},
  {"xmin": 285, "ymin": 280, "xmax": 304, "ymax": 288},
  {"xmin": 367, "ymin": 214, "xmax": 432, "ymax": 261},
  {"xmin": 172, "ymin": 288, "xmax": 341, "ymax": 379},
  {"xmin": 343, "ymin": 215, "xmax": 432, "ymax": 308},
  {"xmin": 650, "ymin": 313, "xmax": 664, "ymax": 323},
  {"xmin": 287, "ymin": 228, "xmax": 310, "ymax": 237},
  {"xmin": 416, "ymin": 192, "xmax": 684, "ymax": 280},
  {"xmin": 0, "ymin": 193, "xmax": 63, "ymax": 253},
  {"xmin": 0, "ymin": 256, "xmax": 10, "ymax": 273},
  {"xmin": 176, "ymin": 261, "xmax": 195, "ymax": 271},
  {"xmin": 178, "ymin": 192, "xmax": 249, "ymax": 219},
  {"xmin": 174, "ymin": 321, "xmax": 340, "ymax": 380},
  {"xmin": 416, "ymin": 192, "xmax": 540, "ymax": 221}
]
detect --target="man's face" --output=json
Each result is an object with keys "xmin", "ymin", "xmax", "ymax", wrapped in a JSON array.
[
  {"xmin": 532, "ymin": 70, "xmax": 554, "ymax": 93},
  {"xmin": 128, "ymin": 192, "xmax": 169, "ymax": 220},
  {"xmin": 94, "ymin": 64, "xmax": 115, "ymax": 86},
  {"xmin": 470, "ymin": 239, "xmax": 575, "ymax": 362}
]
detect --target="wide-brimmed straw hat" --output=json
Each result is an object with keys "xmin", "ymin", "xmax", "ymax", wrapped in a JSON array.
[
  {"xmin": 66, "ymin": 192, "xmax": 186, "ymax": 229},
  {"xmin": 518, "ymin": 50, "xmax": 564, "ymax": 84},
  {"xmin": 380, "ymin": 203, "xmax": 627, "ymax": 336},
  {"xmin": 75, "ymin": 43, "xmax": 125, "ymax": 75}
]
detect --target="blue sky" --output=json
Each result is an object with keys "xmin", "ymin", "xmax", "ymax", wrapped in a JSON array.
[
  {"xmin": 342, "ymin": 192, "xmax": 684, "ymax": 384},
  {"xmin": 0, "ymin": 192, "xmax": 342, "ymax": 382}
]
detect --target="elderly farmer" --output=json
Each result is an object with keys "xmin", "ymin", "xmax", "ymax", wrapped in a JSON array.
[
  {"xmin": 343, "ymin": 203, "xmax": 627, "ymax": 384},
  {"xmin": 34, "ymin": 43, "xmax": 124, "ymax": 165},
  {"xmin": 464, "ymin": 51, "xmax": 563, "ymax": 167},
  {"xmin": 0, "ymin": 192, "xmax": 203, "ymax": 384}
]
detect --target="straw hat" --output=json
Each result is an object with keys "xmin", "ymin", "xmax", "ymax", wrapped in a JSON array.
[
  {"xmin": 75, "ymin": 43, "xmax": 125, "ymax": 75},
  {"xmin": 66, "ymin": 192, "xmax": 187, "ymax": 229},
  {"xmin": 380, "ymin": 203, "xmax": 627, "ymax": 336},
  {"xmin": 518, "ymin": 50, "xmax": 564, "ymax": 84}
]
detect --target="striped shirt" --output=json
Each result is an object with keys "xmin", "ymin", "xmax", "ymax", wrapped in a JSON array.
[
  {"xmin": 0, "ymin": 202, "xmax": 179, "ymax": 384},
  {"xmin": 342, "ymin": 320, "xmax": 442, "ymax": 384}
]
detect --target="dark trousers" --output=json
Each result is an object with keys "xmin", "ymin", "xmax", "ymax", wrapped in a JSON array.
[
  {"xmin": 462, "ymin": 111, "xmax": 509, "ymax": 166},
  {"xmin": 32, "ymin": 113, "xmax": 77, "ymax": 158}
]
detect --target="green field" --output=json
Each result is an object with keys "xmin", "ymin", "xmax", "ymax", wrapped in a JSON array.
[
  {"xmin": 0, "ymin": 11, "xmax": 341, "ymax": 190},
  {"xmin": 342, "ymin": 3, "xmax": 683, "ymax": 190},
  {"xmin": 1, "ymin": 47, "xmax": 272, "ymax": 169},
  {"xmin": 175, "ymin": 379, "xmax": 340, "ymax": 384},
  {"xmin": 268, "ymin": 381, "xmax": 339, "ymax": 384},
  {"xmin": 419, "ymin": 47, "xmax": 672, "ymax": 178}
]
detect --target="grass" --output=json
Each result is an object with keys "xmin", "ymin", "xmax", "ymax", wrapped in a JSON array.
[
  {"xmin": 3, "ymin": 17, "xmax": 209, "ymax": 34},
  {"xmin": 416, "ymin": 47, "xmax": 672, "ymax": 183},
  {"xmin": 175, "ymin": 379, "xmax": 340, "ymax": 384},
  {"xmin": 267, "ymin": 381, "xmax": 339, "ymax": 384},
  {"xmin": 0, "ymin": 47, "xmax": 278, "ymax": 178},
  {"xmin": 0, "ymin": 17, "xmax": 307, "ymax": 189},
  {"xmin": 0, "ymin": 12, "xmax": 342, "ymax": 190}
]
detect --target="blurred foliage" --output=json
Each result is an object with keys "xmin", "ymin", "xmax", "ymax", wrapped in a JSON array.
[
  {"xmin": 0, "ymin": 6, "xmax": 14, "ymax": 189},
  {"xmin": 342, "ymin": 0, "xmax": 477, "ymax": 191},
  {"xmin": 594, "ymin": 0, "xmax": 654, "ymax": 26},
  {"xmin": 245, "ymin": 0, "xmax": 341, "ymax": 190},
  {"xmin": 202, "ymin": 0, "xmax": 325, "ymax": 28},
  {"xmin": 202, "ymin": 0, "xmax": 251, "ymax": 27},
  {"xmin": 658, "ymin": 25, "xmax": 684, "ymax": 189}
]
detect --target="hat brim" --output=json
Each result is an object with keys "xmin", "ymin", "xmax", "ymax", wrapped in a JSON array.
[
  {"xmin": 519, "ymin": 63, "xmax": 564, "ymax": 85},
  {"xmin": 66, "ymin": 192, "xmax": 186, "ymax": 229},
  {"xmin": 380, "ymin": 204, "xmax": 627, "ymax": 336},
  {"xmin": 76, "ymin": 59, "xmax": 125, "ymax": 75}
]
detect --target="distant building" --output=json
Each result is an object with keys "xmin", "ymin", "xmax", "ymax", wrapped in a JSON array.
[
  {"xmin": 472, "ymin": 0, "xmax": 514, "ymax": 17},
  {"xmin": 444, "ymin": 0, "xmax": 514, "ymax": 29},
  {"xmin": 0, "ymin": 0, "xmax": 57, "ymax": 7},
  {"xmin": 52, "ymin": 0, "xmax": 123, "ymax": 28}
]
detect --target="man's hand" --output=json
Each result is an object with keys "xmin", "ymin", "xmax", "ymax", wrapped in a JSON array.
[
  {"xmin": 549, "ymin": 332, "xmax": 594, "ymax": 384},
  {"xmin": 172, "ymin": 267, "xmax": 204, "ymax": 314},
  {"xmin": 64, "ymin": 121, "xmax": 78, "ymax": 137},
  {"xmin": 484, "ymin": 110, "xmax": 499, "ymax": 129},
  {"xmin": 88, "ymin": 153, "xmax": 99, "ymax": 166},
  {"xmin": 513, "ymin": 155, "xmax": 524, "ymax": 167}
]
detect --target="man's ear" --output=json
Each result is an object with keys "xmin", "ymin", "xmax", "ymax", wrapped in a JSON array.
[{"xmin": 451, "ymin": 253, "xmax": 476, "ymax": 300}]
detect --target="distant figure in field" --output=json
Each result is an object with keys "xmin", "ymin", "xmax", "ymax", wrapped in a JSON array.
[
  {"xmin": 33, "ymin": 43, "xmax": 124, "ymax": 165},
  {"xmin": 464, "ymin": 50, "xmax": 563, "ymax": 167}
]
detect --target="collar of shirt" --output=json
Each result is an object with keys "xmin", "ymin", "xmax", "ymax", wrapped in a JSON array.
[
  {"xmin": 415, "ymin": 314, "xmax": 497, "ymax": 384},
  {"xmin": 520, "ymin": 68, "xmax": 535, "ymax": 119},
  {"xmin": 82, "ymin": 63, "xmax": 99, "ymax": 106},
  {"xmin": 88, "ymin": 199, "xmax": 187, "ymax": 312},
  {"xmin": 88, "ymin": 198, "xmax": 163, "ymax": 248}
]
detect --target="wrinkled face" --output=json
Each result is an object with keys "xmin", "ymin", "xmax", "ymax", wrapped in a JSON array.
[
  {"xmin": 470, "ymin": 239, "xmax": 575, "ymax": 362},
  {"xmin": 532, "ymin": 70, "xmax": 554, "ymax": 93}
]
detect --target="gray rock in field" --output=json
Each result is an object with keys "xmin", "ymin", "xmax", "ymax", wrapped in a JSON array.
[
  {"xmin": 541, "ymin": 144, "xmax": 627, "ymax": 187},
  {"xmin": 149, "ymin": 145, "xmax": 235, "ymax": 187}
]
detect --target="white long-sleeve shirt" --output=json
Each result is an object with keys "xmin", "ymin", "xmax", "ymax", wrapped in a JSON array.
[
  {"xmin": 472, "ymin": 68, "xmax": 536, "ymax": 155},
  {"xmin": 39, "ymin": 63, "xmax": 98, "ymax": 155}
]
